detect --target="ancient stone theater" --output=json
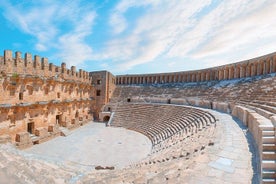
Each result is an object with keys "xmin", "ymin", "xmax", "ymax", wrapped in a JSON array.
[{"xmin": 0, "ymin": 49, "xmax": 276, "ymax": 183}]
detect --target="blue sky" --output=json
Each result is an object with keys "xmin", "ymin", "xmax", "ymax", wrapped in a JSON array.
[{"xmin": 0, "ymin": 0, "xmax": 276, "ymax": 75}]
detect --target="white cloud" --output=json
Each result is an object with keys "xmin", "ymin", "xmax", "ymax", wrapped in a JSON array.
[
  {"xmin": 101, "ymin": 0, "xmax": 276, "ymax": 73},
  {"xmin": 109, "ymin": 0, "xmax": 158, "ymax": 34},
  {"xmin": 3, "ymin": 2, "xmax": 58, "ymax": 51},
  {"xmin": 1, "ymin": 0, "xmax": 96, "ymax": 68},
  {"xmin": 57, "ymin": 12, "xmax": 96, "ymax": 67},
  {"xmin": 2, "ymin": 0, "xmax": 276, "ymax": 74},
  {"xmin": 109, "ymin": 13, "xmax": 127, "ymax": 34},
  {"xmin": 103, "ymin": 0, "xmax": 212, "ymax": 71},
  {"xmin": 186, "ymin": 1, "xmax": 276, "ymax": 69},
  {"xmin": 35, "ymin": 43, "xmax": 47, "ymax": 52}
]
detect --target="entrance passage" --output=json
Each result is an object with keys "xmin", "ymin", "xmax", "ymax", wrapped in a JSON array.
[
  {"xmin": 103, "ymin": 116, "xmax": 110, "ymax": 122},
  {"xmin": 27, "ymin": 122, "xmax": 34, "ymax": 134},
  {"xmin": 56, "ymin": 115, "xmax": 61, "ymax": 125}
]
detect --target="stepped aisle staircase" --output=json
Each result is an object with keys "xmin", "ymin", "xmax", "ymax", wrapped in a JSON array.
[{"xmin": 262, "ymin": 125, "xmax": 276, "ymax": 183}]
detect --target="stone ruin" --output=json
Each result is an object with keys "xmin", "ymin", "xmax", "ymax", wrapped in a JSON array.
[{"xmin": 0, "ymin": 49, "xmax": 276, "ymax": 183}]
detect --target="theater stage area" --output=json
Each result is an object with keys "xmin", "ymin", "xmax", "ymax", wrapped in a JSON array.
[{"xmin": 23, "ymin": 122, "xmax": 152, "ymax": 169}]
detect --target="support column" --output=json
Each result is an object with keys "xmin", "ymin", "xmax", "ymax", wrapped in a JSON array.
[
  {"xmin": 265, "ymin": 58, "xmax": 271, "ymax": 74},
  {"xmin": 246, "ymin": 63, "xmax": 251, "ymax": 77},
  {"xmin": 228, "ymin": 66, "xmax": 234, "ymax": 79},
  {"xmin": 273, "ymin": 56, "xmax": 276, "ymax": 73},
  {"xmin": 224, "ymin": 67, "xmax": 229, "ymax": 80},
  {"xmin": 206, "ymin": 71, "xmax": 210, "ymax": 81},
  {"xmin": 240, "ymin": 65, "xmax": 246, "ymax": 78},
  {"xmin": 251, "ymin": 63, "xmax": 257, "ymax": 77},
  {"xmin": 219, "ymin": 69, "xmax": 223, "ymax": 80}
]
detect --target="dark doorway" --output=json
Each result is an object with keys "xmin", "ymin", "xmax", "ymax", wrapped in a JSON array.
[
  {"xmin": 103, "ymin": 116, "xmax": 110, "ymax": 122},
  {"xmin": 19, "ymin": 92, "xmax": 23, "ymax": 100},
  {"xmin": 27, "ymin": 122, "xmax": 34, "ymax": 134},
  {"xmin": 75, "ymin": 111, "xmax": 79, "ymax": 118},
  {"xmin": 167, "ymin": 99, "xmax": 171, "ymax": 104},
  {"xmin": 56, "ymin": 115, "xmax": 60, "ymax": 124}
]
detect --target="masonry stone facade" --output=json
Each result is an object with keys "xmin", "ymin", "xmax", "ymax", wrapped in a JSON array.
[
  {"xmin": 89, "ymin": 71, "xmax": 116, "ymax": 121},
  {"xmin": 1, "ymin": 49, "xmax": 276, "ymax": 149},
  {"xmin": 0, "ymin": 50, "xmax": 93, "ymax": 148}
]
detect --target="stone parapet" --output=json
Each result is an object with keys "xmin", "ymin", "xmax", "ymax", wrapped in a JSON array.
[
  {"xmin": 116, "ymin": 51, "xmax": 276, "ymax": 85},
  {"xmin": 0, "ymin": 50, "xmax": 91, "ymax": 84}
]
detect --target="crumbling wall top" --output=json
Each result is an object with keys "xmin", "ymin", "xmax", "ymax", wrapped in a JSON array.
[{"xmin": 0, "ymin": 50, "xmax": 91, "ymax": 84}]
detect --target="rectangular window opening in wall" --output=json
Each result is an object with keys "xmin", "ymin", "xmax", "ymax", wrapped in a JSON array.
[
  {"xmin": 97, "ymin": 79, "xmax": 101, "ymax": 85},
  {"xmin": 27, "ymin": 122, "xmax": 34, "ymax": 134},
  {"xmin": 96, "ymin": 90, "xmax": 101, "ymax": 96},
  {"xmin": 57, "ymin": 92, "xmax": 60, "ymax": 98},
  {"xmin": 127, "ymin": 98, "xmax": 131, "ymax": 102},
  {"xmin": 19, "ymin": 92, "xmax": 23, "ymax": 100}
]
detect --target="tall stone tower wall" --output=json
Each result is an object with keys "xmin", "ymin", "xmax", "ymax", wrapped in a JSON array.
[{"xmin": 89, "ymin": 71, "xmax": 116, "ymax": 120}]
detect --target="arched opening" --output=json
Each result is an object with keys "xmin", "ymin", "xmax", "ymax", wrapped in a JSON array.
[{"xmin": 103, "ymin": 116, "xmax": 110, "ymax": 122}]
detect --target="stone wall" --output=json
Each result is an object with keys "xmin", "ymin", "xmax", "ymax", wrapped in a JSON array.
[
  {"xmin": 0, "ymin": 50, "xmax": 94, "ymax": 147},
  {"xmin": 90, "ymin": 71, "xmax": 116, "ymax": 120},
  {"xmin": 0, "ymin": 50, "xmax": 91, "ymax": 84}
]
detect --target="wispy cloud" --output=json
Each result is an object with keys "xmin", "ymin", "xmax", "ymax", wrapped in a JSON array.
[
  {"xmin": 109, "ymin": 0, "xmax": 158, "ymax": 34},
  {"xmin": 2, "ymin": 2, "xmax": 58, "ymax": 51},
  {"xmin": 98, "ymin": 0, "xmax": 276, "ymax": 73},
  {"xmin": 192, "ymin": 1, "xmax": 276, "ymax": 61},
  {"xmin": 56, "ymin": 10, "xmax": 96, "ymax": 66},
  {"xmin": 1, "ymin": 0, "xmax": 96, "ymax": 67},
  {"xmin": 103, "ymin": 0, "xmax": 212, "ymax": 72},
  {"xmin": 1, "ymin": 0, "xmax": 276, "ymax": 74}
]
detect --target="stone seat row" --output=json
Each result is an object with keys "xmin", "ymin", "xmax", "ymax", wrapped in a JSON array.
[
  {"xmin": 237, "ymin": 100, "xmax": 276, "ymax": 119},
  {"xmin": 111, "ymin": 103, "xmax": 216, "ymax": 147}
]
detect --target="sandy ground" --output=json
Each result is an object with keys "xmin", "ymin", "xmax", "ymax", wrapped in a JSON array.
[{"xmin": 23, "ymin": 122, "xmax": 152, "ymax": 169}]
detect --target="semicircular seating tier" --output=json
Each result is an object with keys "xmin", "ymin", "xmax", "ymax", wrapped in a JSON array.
[
  {"xmin": 110, "ymin": 103, "xmax": 216, "ymax": 147},
  {"xmin": 106, "ymin": 73, "xmax": 276, "ymax": 182}
]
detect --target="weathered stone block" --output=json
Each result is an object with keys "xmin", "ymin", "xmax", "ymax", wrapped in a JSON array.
[
  {"xmin": 171, "ymin": 98, "xmax": 188, "ymax": 105},
  {"xmin": 15, "ymin": 132, "xmax": 31, "ymax": 143},
  {"xmin": 34, "ymin": 127, "xmax": 48, "ymax": 138},
  {"xmin": 212, "ymin": 102, "xmax": 230, "ymax": 113},
  {"xmin": 0, "ymin": 134, "xmax": 11, "ymax": 143},
  {"xmin": 270, "ymin": 115, "xmax": 276, "ymax": 126},
  {"xmin": 48, "ymin": 124, "xmax": 59, "ymax": 133},
  {"xmin": 232, "ymin": 105, "xmax": 255, "ymax": 126},
  {"xmin": 15, "ymin": 132, "xmax": 32, "ymax": 149}
]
